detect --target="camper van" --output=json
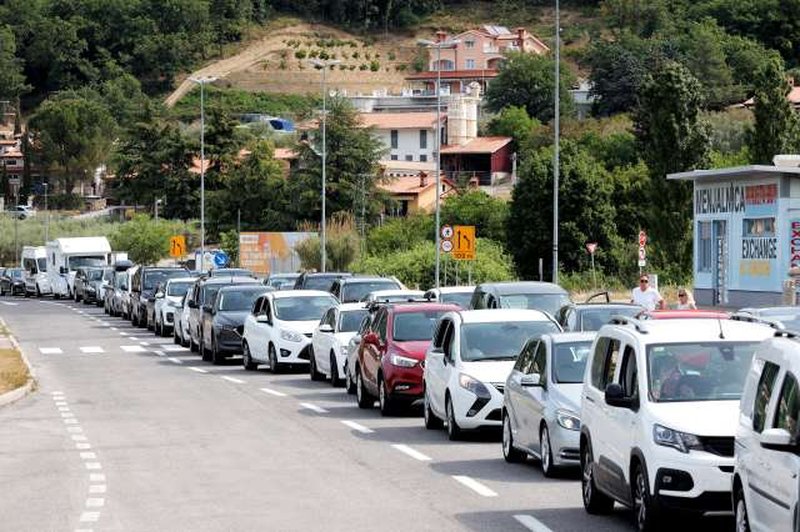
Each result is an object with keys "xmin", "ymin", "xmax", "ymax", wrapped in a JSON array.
[
  {"xmin": 46, "ymin": 237, "xmax": 112, "ymax": 299},
  {"xmin": 21, "ymin": 246, "xmax": 50, "ymax": 297}
]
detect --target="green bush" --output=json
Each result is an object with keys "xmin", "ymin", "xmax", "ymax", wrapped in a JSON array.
[
  {"xmin": 109, "ymin": 214, "xmax": 197, "ymax": 265},
  {"xmin": 0, "ymin": 216, "xmax": 117, "ymax": 266},
  {"xmin": 294, "ymin": 49, "xmax": 307, "ymax": 60},
  {"xmin": 367, "ymin": 215, "xmax": 433, "ymax": 256},
  {"xmin": 369, "ymin": 60, "xmax": 380, "ymax": 72}
]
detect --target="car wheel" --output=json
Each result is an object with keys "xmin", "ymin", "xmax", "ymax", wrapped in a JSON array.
[
  {"xmin": 378, "ymin": 376, "xmax": 395, "ymax": 416},
  {"xmin": 269, "ymin": 344, "xmax": 281, "ymax": 374},
  {"xmin": 632, "ymin": 463, "xmax": 661, "ymax": 532},
  {"xmin": 446, "ymin": 395, "xmax": 463, "ymax": 441},
  {"xmin": 356, "ymin": 368, "xmax": 373, "ymax": 409},
  {"xmin": 344, "ymin": 363, "xmax": 356, "ymax": 394},
  {"xmin": 502, "ymin": 413, "xmax": 526, "ymax": 462},
  {"xmin": 424, "ymin": 390, "xmax": 443, "ymax": 430},
  {"xmin": 200, "ymin": 332, "xmax": 211, "ymax": 362},
  {"xmin": 173, "ymin": 327, "xmax": 181, "ymax": 345},
  {"xmin": 155, "ymin": 320, "xmax": 161, "ymax": 337},
  {"xmin": 309, "ymin": 349, "xmax": 324, "ymax": 381},
  {"xmin": 160, "ymin": 321, "xmax": 170, "ymax": 338},
  {"xmin": 734, "ymin": 486, "xmax": 751, "ymax": 532},
  {"xmin": 581, "ymin": 442, "xmax": 614, "ymax": 514},
  {"xmin": 540, "ymin": 425, "xmax": 557, "ymax": 477},
  {"xmin": 211, "ymin": 335, "xmax": 225, "ymax": 365},
  {"xmin": 131, "ymin": 312, "xmax": 139, "ymax": 327},
  {"xmin": 181, "ymin": 328, "xmax": 190, "ymax": 348},
  {"xmin": 330, "ymin": 353, "xmax": 342, "ymax": 387},
  {"xmin": 243, "ymin": 343, "xmax": 258, "ymax": 371}
]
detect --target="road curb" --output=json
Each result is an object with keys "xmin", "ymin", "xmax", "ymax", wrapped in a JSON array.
[{"xmin": 0, "ymin": 317, "xmax": 36, "ymax": 408}]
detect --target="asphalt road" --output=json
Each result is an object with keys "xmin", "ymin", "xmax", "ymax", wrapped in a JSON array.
[{"xmin": 0, "ymin": 298, "xmax": 732, "ymax": 532}]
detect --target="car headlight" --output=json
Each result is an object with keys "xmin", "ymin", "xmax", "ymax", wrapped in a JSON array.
[
  {"xmin": 653, "ymin": 424, "xmax": 702, "ymax": 454},
  {"xmin": 340, "ymin": 345, "xmax": 349, "ymax": 357},
  {"xmin": 87, "ymin": 287, "xmax": 96, "ymax": 293},
  {"xmin": 556, "ymin": 409, "xmax": 581, "ymax": 431},
  {"xmin": 390, "ymin": 354, "xmax": 418, "ymax": 367},
  {"xmin": 459, "ymin": 373, "xmax": 491, "ymax": 398},
  {"xmin": 280, "ymin": 329, "xmax": 304, "ymax": 342}
]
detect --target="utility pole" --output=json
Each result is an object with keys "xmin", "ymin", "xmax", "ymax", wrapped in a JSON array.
[
  {"xmin": 43, "ymin": 182, "xmax": 49, "ymax": 242},
  {"xmin": 552, "ymin": 0, "xmax": 561, "ymax": 285},
  {"xmin": 189, "ymin": 76, "xmax": 218, "ymax": 272}
]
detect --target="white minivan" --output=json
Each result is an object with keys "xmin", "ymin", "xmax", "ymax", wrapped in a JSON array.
[
  {"xmin": 733, "ymin": 330, "xmax": 800, "ymax": 532},
  {"xmin": 21, "ymin": 245, "xmax": 50, "ymax": 297}
]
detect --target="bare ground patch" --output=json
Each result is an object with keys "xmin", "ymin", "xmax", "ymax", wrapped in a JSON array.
[{"xmin": 0, "ymin": 347, "xmax": 29, "ymax": 395}]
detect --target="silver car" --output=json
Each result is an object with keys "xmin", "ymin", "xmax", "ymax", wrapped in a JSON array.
[{"xmin": 501, "ymin": 331, "xmax": 594, "ymax": 476}]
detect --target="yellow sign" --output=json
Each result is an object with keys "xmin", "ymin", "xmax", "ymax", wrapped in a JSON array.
[
  {"xmin": 452, "ymin": 225, "xmax": 476, "ymax": 260},
  {"xmin": 169, "ymin": 235, "xmax": 186, "ymax": 258}
]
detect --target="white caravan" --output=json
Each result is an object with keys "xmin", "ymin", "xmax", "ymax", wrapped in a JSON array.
[
  {"xmin": 21, "ymin": 245, "xmax": 50, "ymax": 296},
  {"xmin": 46, "ymin": 237, "xmax": 112, "ymax": 299}
]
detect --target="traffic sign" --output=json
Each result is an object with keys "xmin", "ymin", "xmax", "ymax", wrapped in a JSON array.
[
  {"xmin": 638, "ymin": 230, "xmax": 647, "ymax": 248},
  {"xmin": 452, "ymin": 225, "xmax": 476, "ymax": 261},
  {"xmin": 638, "ymin": 246, "xmax": 646, "ymax": 268},
  {"xmin": 441, "ymin": 225, "xmax": 453, "ymax": 240},
  {"xmin": 213, "ymin": 250, "xmax": 229, "ymax": 268},
  {"xmin": 441, "ymin": 240, "xmax": 453, "ymax": 253},
  {"xmin": 169, "ymin": 235, "xmax": 186, "ymax": 258},
  {"xmin": 586, "ymin": 242, "xmax": 598, "ymax": 255}
]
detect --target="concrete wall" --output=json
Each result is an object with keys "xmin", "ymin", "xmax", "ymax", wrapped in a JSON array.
[
  {"xmin": 695, "ymin": 288, "xmax": 783, "ymax": 308},
  {"xmin": 374, "ymin": 127, "xmax": 435, "ymax": 163}
]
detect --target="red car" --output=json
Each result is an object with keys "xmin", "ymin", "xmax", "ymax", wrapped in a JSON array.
[
  {"xmin": 638, "ymin": 309, "xmax": 730, "ymax": 320},
  {"xmin": 355, "ymin": 302, "xmax": 460, "ymax": 415}
]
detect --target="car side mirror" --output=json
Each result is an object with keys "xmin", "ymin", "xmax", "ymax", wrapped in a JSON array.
[
  {"xmin": 155, "ymin": 292, "xmax": 165, "ymax": 299},
  {"xmin": 187, "ymin": 300, "xmax": 198, "ymax": 309},
  {"xmin": 521, "ymin": 373, "xmax": 542, "ymax": 387},
  {"xmin": 352, "ymin": 334, "xmax": 362, "ymax": 344},
  {"xmin": 760, "ymin": 428, "xmax": 797, "ymax": 452},
  {"xmin": 604, "ymin": 383, "xmax": 638, "ymax": 409},
  {"xmin": 319, "ymin": 323, "xmax": 334, "ymax": 334},
  {"xmin": 256, "ymin": 314, "xmax": 270, "ymax": 324},
  {"xmin": 202, "ymin": 304, "xmax": 212, "ymax": 313},
  {"xmin": 60, "ymin": 266, "xmax": 68, "ymax": 274}
]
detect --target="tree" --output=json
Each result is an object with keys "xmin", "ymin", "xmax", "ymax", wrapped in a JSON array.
[
  {"xmin": 29, "ymin": 94, "xmax": 116, "ymax": 195},
  {"xmin": 507, "ymin": 141, "xmax": 620, "ymax": 281},
  {"xmin": 586, "ymin": 34, "xmax": 650, "ymax": 116},
  {"xmin": 109, "ymin": 214, "xmax": 196, "ymax": 265},
  {"xmin": 677, "ymin": 20, "xmax": 739, "ymax": 109},
  {"xmin": 486, "ymin": 106, "xmax": 539, "ymax": 151},
  {"xmin": 0, "ymin": 25, "xmax": 29, "ymax": 100},
  {"xmin": 441, "ymin": 191, "xmax": 509, "ymax": 244},
  {"xmin": 634, "ymin": 60, "xmax": 710, "ymax": 279},
  {"xmin": 749, "ymin": 57, "xmax": 800, "ymax": 164},
  {"xmin": 485, "ymin": 52, "xmax": 575, "ymax": 123}
]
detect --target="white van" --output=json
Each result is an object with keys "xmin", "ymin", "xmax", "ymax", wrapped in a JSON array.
[
  {"xmin": 46, "ymin": 237, "xmax": 112, "ymax": 299},
  {"xmin": 21, "ymin": 245, "xmax": 50, "ymax": 296}
]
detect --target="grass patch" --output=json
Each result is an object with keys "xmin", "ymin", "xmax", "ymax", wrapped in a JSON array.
[
  {"xmin": 170, "ymin": 86, "xmax": 320, "ymax": 123},
  {"xmin": 0, "ymin": 347, "xmax": 29, "ymax": 395}
]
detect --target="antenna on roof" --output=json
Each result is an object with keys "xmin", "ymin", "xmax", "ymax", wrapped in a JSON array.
[{"xmin": 717, "ymin": 318, "xmax": 725, "ymax": 339}]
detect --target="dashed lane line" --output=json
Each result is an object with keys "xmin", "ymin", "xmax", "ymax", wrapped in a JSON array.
[
  {"xmin": 120, "ymin": 345, "xmax": 146, "ymax": 353},
  {"xmin": 299, "ymin": 402, "xmax": 328, "ymax": 414},
  {"xmin": 168, "ymin": 357, "xmax": 183, "ymax": 365},
  {"xmin": 452, "ymin": 475, "xmax": 498, "ymax": 497},
  {"xmin": 260, "ymin": 387, "xmax": 287, "ymax": 397},
  {"xmin": 391, "ymin": 444, "xmax": 432, "ymax": 462},
  {"xmin": 340, "ymin": 420, "xmax": 374, "ymax": 434},
  {"xmin": 188, "ymin": 367, "xmax": 208, "ymax": 374},
  {"xmin": 221, "ymin": 376, "xmax": 245, "ymax": 384},
  {"xmin": 79, "ymin": 347, "xmax": 105, "ymax": 354},
  {"xmin": 513, "ymin": 515, "xmax": 554, "ymax": 532},
  {"xmin": 39, "ymin": 347, "xmax": 63, "ymax": 354}
]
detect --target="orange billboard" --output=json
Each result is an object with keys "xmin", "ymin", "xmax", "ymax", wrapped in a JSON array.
[{"xmin": 238, "ymin": 232, "xmax": 316, "ymax": 275}]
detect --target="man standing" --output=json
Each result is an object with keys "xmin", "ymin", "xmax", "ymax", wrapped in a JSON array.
[{"xmin": 631, "ymin": 274, "xmax": 664, "ymax": 311}]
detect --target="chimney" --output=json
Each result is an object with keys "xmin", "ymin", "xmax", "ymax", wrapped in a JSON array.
[
  {"xmin": 516, "ymin": 27, "xmax": 526, "ymax": 52},
  {"xmin": 419, "ymin": 171, "xmax": 429, "ymax": 188},
  {"xmin": 436, "ymin": 30, "xmax": 447, "ymax": 44}
]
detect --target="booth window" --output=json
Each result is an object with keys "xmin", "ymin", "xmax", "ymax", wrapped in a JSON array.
[
  {"xmin": 743, "ymin": 217, "xmax": 775, "ymax": 237},
  {"xmin": 698, "ymin": 221, "xmax": 712, "ymax": 272}
]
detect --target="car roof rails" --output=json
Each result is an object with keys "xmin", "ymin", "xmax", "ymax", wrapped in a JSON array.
[
  {"xmin": 609, "ymin": 314, "xmax": 649, "ymax": 334},
  {"xmin": 730, "ymin": 313, "xmax": 786, "ymax": 331}
]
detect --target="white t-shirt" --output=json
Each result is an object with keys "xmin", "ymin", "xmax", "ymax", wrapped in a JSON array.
[{"xmin": 632, "ymin": 287, "xmax": 662, "ymax": 311}]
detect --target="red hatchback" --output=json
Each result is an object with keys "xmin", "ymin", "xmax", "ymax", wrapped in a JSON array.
[{"xmin": 355, "ymin": 302, "xmax": 460, "ymax": 415}]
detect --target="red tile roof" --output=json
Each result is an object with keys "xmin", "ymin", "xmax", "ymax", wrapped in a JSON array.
[
  {"xmin": 379, "ymin": 174, "xmax": 455, "ymax": 195},
  {"xmin": 441, "ymin": 137, "xmax": 512, "ymax": 154}
]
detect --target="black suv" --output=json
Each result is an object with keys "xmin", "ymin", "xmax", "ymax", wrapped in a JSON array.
[
  {"xmin": 293, "ymin": 272, "xmax": 351, "ymax": 291},
  {"xmin": 130, "ymin": 267, "xmax": 188, "ymax": 328}
]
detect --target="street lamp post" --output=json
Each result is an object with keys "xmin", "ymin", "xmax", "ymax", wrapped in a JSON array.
[
  {"xmin": 308, "ymin": 59, "xmax": 341, "ymax": 273},
  {"xmin": 43, "ymin": 182, "xmax": 49, "ymax": 242},
  {"xmin": 552, "ymin": 0, "xmax": 561, "ymax": 284},
  {"xmin": 189, "ymin": 76, "xmax": 217, "ymax": 272},
  {"xmin": 418, "ymin": 36, "xmax": 460, "ymax": 288}
]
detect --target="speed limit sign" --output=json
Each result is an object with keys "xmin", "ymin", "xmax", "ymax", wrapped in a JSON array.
[{"xmin": 441, "ymin": 240, "xmax": 453, "ymax": 253}]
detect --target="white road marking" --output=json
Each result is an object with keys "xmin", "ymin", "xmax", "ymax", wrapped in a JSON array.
[
  {"xmin": 61, "ymin": 412, "xmax": 75, "ymax": 418},
  {"xmin": 391, "ymin": 444, "xmax": 432, "ymax": 462},
  {"xmin": 222, "ymin": 376, "xmax": 245, "ymax": 384},
  {"xmin": 58, "ymin": 407, "xmax": 70, "ymax": 412},
  {"xmin": 79, "ymin": 512, "xmax": 100, "ymax": 522},
  {"xmin": 100, "ymin": 322, "xmax": 110, "ymax": 326},
  {"xmin": 85, "ymin": 498, "xmax": 104, "ymax": 508},
  {"xmin": 119, "ymin": 332, "xmax": 128, "ymax": 336},
  {"xmin": 71, "ymin": 435, "xmax": 87, "ymax": 442},
  {"xmin": 514, "ymin": 515, "xmax": 554, "ymax": 532},
  {"xmin": 75, "ymin": 529, "xmax": 93, "ymax": 532},
  {"xmin": 79, "ymin": 452, "xmax": 97, "ymax": 460},
  {"xmin": 168, "ymin": 357, "xmax": 183, "ymax": 365},
  {"xmin": 341, "ymin": 420, "xmax": 374, "ymax": 434},
  {"xmin": 85, "ymin": 462, "xmax": 102, "ymax": 470},
  {"xmin": 39, "ymin": 347, "xmax": 63, "ymax": 354},
  {"xmin": 300, "ymin": 402, "xmax": 329, "ymax": 414},
  {"xmin": 129, "ymin": 337, "xmax": 138, "ymax": 341},
  {"xmin": 50, "ymin": 391, "xmax": 64, "ymax": 396},
  {"xmin": 0, "ymin": 301, "xmax": 18, "ymax": 306},
  {"xmin": 76, "ymin": 443, "xmax": 92, "ymax": 450},
  {"xmin": 452, "ymin": 475, "xmax": 498, "ymax": 497},
  {"xmin": 89, "ymin": 473, "xmax": 105, "ymax": 482},
  {"xmin": 162, "ymin": 344, "xmax": 187, "ymax": 352},
  {"xmin": 188, "ymin": 367, "xmax": 208, "ymax": 373},
  {"xmin": 110, "ymin": 327, "xmax": 118, "ymax": 331},
  {"xmin": 154, "ymin": 351, "xmax": 165, "ymax": 357},
  {"xmin": 139, "ymin": 342, "xmax": 149, "ymax": 346},
  {"xmin": 80, "ymin": 347, "xmax": 104, "ymax": 354},
  {"xmin": 89, "ymin": 485, "xmax": 107, "ymax": 494},
  {"xmin": 64, "ymin": 418, "xmax": 79, "ymax": 425},
  {"xmin": 120, "ymin": 345, "xmax": 146, "ymax": 353},
  {"xmin": 260, "ymin": 387, "xmax": 287, "ymax": 397},
  {"xmin": 67, "ymin": 427, "xmax": 83, "ymax": 433}
]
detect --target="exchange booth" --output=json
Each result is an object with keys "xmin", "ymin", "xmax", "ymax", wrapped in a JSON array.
[{"xmin": 668, "ymin": 160, "xmax": 800, "ymax": 307}]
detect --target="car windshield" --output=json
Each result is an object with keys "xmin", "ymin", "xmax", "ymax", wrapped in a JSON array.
[
  {"xmin": 115, "ymin": 273, "xmax": 128, "ymax": 289},
  {"xmin": 499, "ymin": 293, "xmax": 571, "ymax": 316},
  {"xmin": 392, "ymin": 310, "xmax": 450, "ymax": 342},
  {"xmin": 274, "ymin": 296, "xmax": 337, "ymax": 321},
  {"xmin": 212, "ymin": 269, "xmax": 251, "ymax": 277},
  {"xmin": 341, "ymin": 280, "xmax": 400, "ymax": 302},
  {"xmin": 552, "ymin": 341, "xmax": 592, "ymax": 383},
  {"xmin": 103, "ymin": 269, "xmax": 113, "ymax": 281},
  {"xmin": 86, "ymin": 269, "xmax": 104, "ymax": 281},
  {"xmin": 647, "ymin": 341, "xmax": 760, "ymax": 402},
  {"xmin": 167, "ymin": 281, "xmax": 193, "ymax": 297},
  {"xmin": 68, "ymin": 256, "xmax": 106, "ymax": 270},
  {"xmin": 339, "ymin": 309, "xmax": 369, "ymax": 332},
  {"xmin": 218, "ymin": 289, "xmax": 264, "ymax": 311},
  {"xmin": 8, "ymin": 269, "xmax": 23, "ymax": 278},
  {"xmin": 460, "ymin": 321, "xmax": 561, "ymax": 362},
  {"xmin": 144, "ymin": 270, "xmax": 184, "ymax": 291},
  {"xmin": 580, "ymin": 307, "xmax": 640, "ymax": 331},
  {"xmin": 440, "ymin": 292, "xmax": 473, "ymax": 309},
  {"xmin": 304, "ymin": 276, "xmax": 338, "ymax": 291},
  {"xmin": 203, "ymin": 286, "xmax": 222, "ymax": 306},
  {"xmin": 37, "ymin": 258, "xmax": 47, "ymax": 272}
]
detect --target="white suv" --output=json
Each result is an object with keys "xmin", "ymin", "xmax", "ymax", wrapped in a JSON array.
[
  {"xmin": 579, "ymin": 316, "xmax": 775, "ymax": 531},
  {"xmin": 733, "ymin": 331, "xmax": 800, "ymax": 532}
]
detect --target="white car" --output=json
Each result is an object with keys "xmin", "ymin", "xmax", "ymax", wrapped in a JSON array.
[
  {"xmin": 154, "ymin": 277, "xmax": 196, "ymax": 337},
  {"xmin": 502, "ymin": 331, "xmax": 595, "ymax": 476},
  {"xmin": 423, "ymin": 286, "xmax": 475, "ymax": 309},
  {"xmin": 361, "ymin": 289, "xmax": 424, "ymax": 303},
  {"xmin": 241, "ymin": 290, "xmax": 338, "ymax": 373},
  {"xmin": 344, "ymin": 312, "xmax": 375, "ymax": 394},
  {"xmin": 579, "ymin": 316, "xmax": 775, "ymax": 531},
  {"xmin": 175, "ymin": 292, "xmax": 193, "ymax": 347},
  {"xmin": 423, "ymin": 309, "xmax": 562, "ymax": 440},
  {"xmin": 310, "ymin": 303, "xmax": 370, "ymax": 386},
  {"xmin": 733, "ymin": 331, "xmax": 800, "ymax": 532}
]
